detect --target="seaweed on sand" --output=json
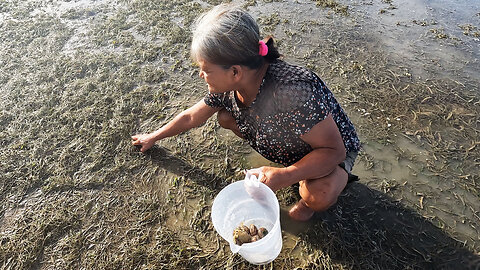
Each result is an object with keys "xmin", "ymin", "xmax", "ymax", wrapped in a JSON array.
[{"xmin": 0, "ymin": 0, "xmax": 479, "ymax": 269}]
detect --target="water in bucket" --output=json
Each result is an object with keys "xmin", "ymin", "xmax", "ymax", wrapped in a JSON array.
[{"xmin": 211, "ymin": 171, "xmax": 282, "ymax": 265}]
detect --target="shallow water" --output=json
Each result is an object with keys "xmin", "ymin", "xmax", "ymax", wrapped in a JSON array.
[{"xmin": 350, "ymin": 0, "xmax": 480, "ymax": 81}]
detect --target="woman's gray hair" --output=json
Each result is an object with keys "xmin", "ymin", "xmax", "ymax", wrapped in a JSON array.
[{"xmin": 191, "ymin": 4, "xmax": 264, "ymax": 69}]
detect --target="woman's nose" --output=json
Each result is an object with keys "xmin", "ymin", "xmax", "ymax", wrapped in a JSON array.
[{"xmin": 199, "ymin": 71, "xmax": 204, "ymax": 79}]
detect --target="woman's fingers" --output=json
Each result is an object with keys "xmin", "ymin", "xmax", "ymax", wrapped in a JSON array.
[
  {"xmin": 258, "ymin": 172, "xmax": 266, "ymax": 183},
  {"xmin": 131, "ymin": 135, "xmax": 145, "ymax": 145},
  {"xmin": 131, "ymin": 134, "xmax": 152, "ymax": 153},
  {"xmin": 246, "ymin": 167, "xmax": 263, "ymax": 177},
  {"xmin": 245, "ymin": 167, "xmax": 267, "ymax": 183}
]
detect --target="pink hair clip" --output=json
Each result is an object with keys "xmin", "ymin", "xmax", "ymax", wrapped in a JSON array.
[{"xmin": 258, "ymin": 41, "xmax": 268, "ymax": 56}]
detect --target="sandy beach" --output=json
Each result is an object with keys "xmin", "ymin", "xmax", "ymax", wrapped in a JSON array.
[{"xmin": 0, "ymin": 0, "xmax": 479, "ymax": 269}]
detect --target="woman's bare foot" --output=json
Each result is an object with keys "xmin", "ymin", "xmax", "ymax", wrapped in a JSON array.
[{"xmin": 288, "ymin": 199, "xmax": 315, "ymax": 221}]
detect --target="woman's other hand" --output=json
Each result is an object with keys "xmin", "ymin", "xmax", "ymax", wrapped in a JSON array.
[
  {"xmin": 249, "ymin": 166, "xmax": 287, "ymax": 192},
  {"xmin": 131, "ymin": 134, "xmax": 156, "ymax": 153}
]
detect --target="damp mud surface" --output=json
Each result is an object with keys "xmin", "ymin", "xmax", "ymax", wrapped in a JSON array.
[{"xmin": 0, "ymin": 0, "xmax": 479, "ymax": 269}]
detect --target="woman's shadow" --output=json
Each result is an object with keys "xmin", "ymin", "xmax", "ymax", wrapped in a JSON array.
[
  {"xmin": 282, "ymin": 182, "xmax": 480, "ymax": 270},
  {"xmin": 143, "ymin": 145, "xmax": 230, "ymax": 191},
  {"xmin": 145, "ymin": 146, "xmax": 479, "ymax": 270}
]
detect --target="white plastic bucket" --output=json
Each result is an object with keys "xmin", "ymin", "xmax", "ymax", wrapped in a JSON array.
[{"xmin": 211, "ymin": 172, "xmax": 282, "ymax": 265}]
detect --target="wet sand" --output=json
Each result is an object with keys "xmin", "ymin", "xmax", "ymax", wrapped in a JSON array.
[{"xmin": 0, "ymin": 0, "xmax": 479, "ymax": 269}]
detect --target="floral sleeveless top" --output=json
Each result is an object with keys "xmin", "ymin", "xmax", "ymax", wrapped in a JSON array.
[{"xmin": 204, "ymin": 60, "xmax": 361, "ymax": 167}]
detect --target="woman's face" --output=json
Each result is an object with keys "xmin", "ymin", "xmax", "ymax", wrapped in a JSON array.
[{"xmin": 198, "ymin": 59, "xmax": 235, "ymax": 94}]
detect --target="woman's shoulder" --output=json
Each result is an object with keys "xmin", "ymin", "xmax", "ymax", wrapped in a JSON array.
[
  {"xmin": 268, "ymin": 60, "xmax": 318, "ymax": 84},
  {"xmin": 261, "ymin": 60, "xmax": 321, "ymax": 113}
]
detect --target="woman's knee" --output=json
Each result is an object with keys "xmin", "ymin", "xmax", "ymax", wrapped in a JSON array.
[
  {"xmin": 301, "ymin": 191, "xmax": 338, "ymax": 212},
  {"xmin": 299, "ymin": 167, "xmax": 347, "ymax": 212}
]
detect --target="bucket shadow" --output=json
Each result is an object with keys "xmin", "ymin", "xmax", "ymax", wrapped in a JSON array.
[{"xmin": 285, "ymin": 182, "xmax": 480, "ymax": 270}]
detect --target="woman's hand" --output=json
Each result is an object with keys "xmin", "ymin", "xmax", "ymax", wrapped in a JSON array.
[
  {"xmin": 251, "ymin": 166, "xmax": 289, "ymax": 192},
  {"xmin": 131, "ymin": 133, "xmax": 156, "ymax": 153}
]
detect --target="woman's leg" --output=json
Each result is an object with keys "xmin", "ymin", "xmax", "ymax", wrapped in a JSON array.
[
  {"xmin": 289, "ymin": 165, "xmax": 348, "ymax": 221},
  {"xmin": 217, "ymin": 108, "xmax": 243, "ymax": 138}
]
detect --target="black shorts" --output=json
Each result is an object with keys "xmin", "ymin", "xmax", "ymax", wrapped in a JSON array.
[{"xmin": 339, "ymin": 151, "xmax": 359, "ymax": 183}]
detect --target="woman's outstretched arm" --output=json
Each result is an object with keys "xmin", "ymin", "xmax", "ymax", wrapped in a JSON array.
[{"xmin": 132, "ymin": 99, "xmax": 221, "ymax": 152}]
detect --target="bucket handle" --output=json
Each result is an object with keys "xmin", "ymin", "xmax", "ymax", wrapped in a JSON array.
[{"xmin": 244, "ymin": 168, "xmax": 263, "ymax": 188}]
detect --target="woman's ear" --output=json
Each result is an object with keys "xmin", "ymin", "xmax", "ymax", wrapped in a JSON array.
[{"xmin": 231, "ymin": 65, "xmax": 243, "ymax": 81}]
